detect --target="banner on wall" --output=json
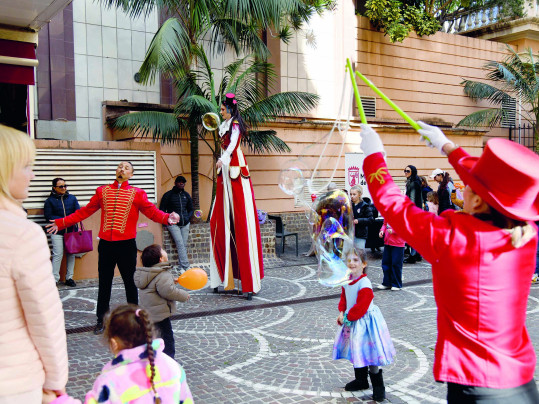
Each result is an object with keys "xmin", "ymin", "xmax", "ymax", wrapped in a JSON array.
[{"xmin": 345, "ymin": 152, "xmax": 370, "ymax": 199}]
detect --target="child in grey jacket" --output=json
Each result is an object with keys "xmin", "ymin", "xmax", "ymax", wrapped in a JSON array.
[{"xmin": 134, "ymin": 244, "xmax": 189, "ymax": 359}]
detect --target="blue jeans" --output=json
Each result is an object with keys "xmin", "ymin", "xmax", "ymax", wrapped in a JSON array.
[
  {"xmin": 381, "ymin": 245, "xmax": 404, "ymax": 288},
  {"xmin": 50, "ymin": 233, "xmax": 75, "ymax": 282},
  {"xmin": 167, "ymin": 224, "xmax": 190, "ymax": 270}
]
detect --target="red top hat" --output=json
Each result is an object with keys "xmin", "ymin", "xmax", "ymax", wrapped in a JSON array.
[{"xmin": 452, "ymin": 138, "xmax": 539, "ymax": 221}]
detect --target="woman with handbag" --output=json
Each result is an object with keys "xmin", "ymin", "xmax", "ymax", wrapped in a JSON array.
[
  {"xmin": 44, "ymin": 177, "xmax": 80, "ymax": 286},
  {"xmin": 0, "ymin": 124, "xmax": 68, "ymax": 403}
]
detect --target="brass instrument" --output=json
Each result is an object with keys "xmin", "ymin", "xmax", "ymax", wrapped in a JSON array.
[{"xmin": 202, "ymin": 112, "xmax": 220, "ymax": 131}]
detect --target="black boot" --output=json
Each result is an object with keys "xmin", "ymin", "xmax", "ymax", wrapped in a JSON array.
[
  {"xmin": 345, "ymin": 366, "xmax": 369, "ymax": 391},
  {"xmin": 369, "ymin": 369, "xmax": 386, "ymax": 402},
  {"xmin": 246, "ymin": 292, "xmax": 253, "ymax": 300}
]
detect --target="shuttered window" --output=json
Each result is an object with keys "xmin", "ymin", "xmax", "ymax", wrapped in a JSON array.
[
  {"xmin": 24, "ymin": 149, "xmax": 157, "ymax": 210},
  {"xmin": 501, "ymin": 97, "xmax": 516, "ymax": 128}
]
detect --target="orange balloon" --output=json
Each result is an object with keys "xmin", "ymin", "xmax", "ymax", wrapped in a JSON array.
[{"xmin": 176, "ymin": 267, "xmax": 208, "ymax": 290}]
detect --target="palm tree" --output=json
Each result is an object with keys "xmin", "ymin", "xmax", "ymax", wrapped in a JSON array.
[
  {"xmin": 101, "ymin": 0, "xmax": 330, "ymax": 209},
  {"xmin": 458, "ymin": 46, "xmax": 539, "ymax": 149},
  {"xmin": 110, "ymin": 53, "xmax": 319, "ymax": 209}
]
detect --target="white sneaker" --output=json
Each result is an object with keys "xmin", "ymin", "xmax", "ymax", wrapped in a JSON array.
[
  {"xmin": 391, "ymin": 287, "xmax": 402, "ymax": 291},
  {"xmin": 377, "ymin": 284, "xmax": 391, "ymax": 290}
]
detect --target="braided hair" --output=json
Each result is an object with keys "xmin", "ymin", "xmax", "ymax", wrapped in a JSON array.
[
  {"xmin": 222, "ymin": 93, "xmax": 248, "ymax": 135},
  {"xmin": 104, "ymin": 305, "xmax": 162, "ymax": 404}
]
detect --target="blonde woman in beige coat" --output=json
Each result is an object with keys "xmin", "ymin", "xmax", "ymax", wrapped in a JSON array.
[{"xmin": 0, "ymin": 125, "xmax": 69, "ymax": 404}]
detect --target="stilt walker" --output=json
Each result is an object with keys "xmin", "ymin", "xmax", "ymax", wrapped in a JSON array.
[{"xmin": 209, "ymin": 93, "xmax": 264, "ymax": 300}]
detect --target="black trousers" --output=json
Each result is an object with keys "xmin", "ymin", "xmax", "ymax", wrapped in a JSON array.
[
  {"xmin": 154, "ymin": 317, "xmax": 175, "ymax": 359},
  {"xmin": 96, "ymin": 239, "xmax": 138, "ymax": 321},
  {"xmin": 447, "ymin": 379, "xmax": 539, "ymax": 404}
]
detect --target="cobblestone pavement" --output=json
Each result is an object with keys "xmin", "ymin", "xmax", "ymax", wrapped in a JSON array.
[{"xmin": 61, "ymin": 244, "xmax": 539, "ymax": 403}]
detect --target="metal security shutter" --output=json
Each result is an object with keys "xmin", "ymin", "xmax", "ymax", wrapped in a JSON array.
[{"xmin": 24, "ymin": 149, "xmax": 157, "ymax": 210}]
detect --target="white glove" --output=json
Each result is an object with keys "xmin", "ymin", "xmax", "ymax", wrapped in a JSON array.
[
  {"xmin": 417, "ymin": 121, "xmax": 454, "ymax": 156},
  {"xmin": 359, "ymin": 124, "xmax": 386, "ymax": 157}
]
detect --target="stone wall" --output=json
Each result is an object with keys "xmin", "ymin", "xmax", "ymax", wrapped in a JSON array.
[{"xmin": 163, "ymin": 219, "xmax": 277, "ymax": 265}]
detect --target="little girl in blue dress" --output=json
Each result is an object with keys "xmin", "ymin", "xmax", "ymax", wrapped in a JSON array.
[{"xmin": 333, "ymin": 248, "xmax": 395, "ymax": 402}]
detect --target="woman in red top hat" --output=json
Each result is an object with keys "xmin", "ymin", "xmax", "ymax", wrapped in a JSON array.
[
  {"xmin": 209, "ymin": 93, "xmax": 264, "ymax": 300},
  {"xmin": 358, "ymin": 122, "xmax": 539, "ymax": 403}
]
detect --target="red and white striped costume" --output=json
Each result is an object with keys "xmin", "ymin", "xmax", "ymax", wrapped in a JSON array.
[{"xmin": 209, "ymin": 119, "xmax": 264, "ymax": 293}]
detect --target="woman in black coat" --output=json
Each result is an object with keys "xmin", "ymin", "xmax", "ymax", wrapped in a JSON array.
[
  {"xmin": 430, "ymin": 169, "xmax": 454, "ymax": 214},
  {"xmin": 404, "ymin": 165, "xmax": 423, "ymax": 263},
  {"xmin": 44, "ymin": 177, "xmax": 80, "ymax": 286}
]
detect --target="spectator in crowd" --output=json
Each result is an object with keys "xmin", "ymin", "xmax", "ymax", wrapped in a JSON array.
[
  {"xmin": 430, "ymin": 169, "xmax": 454, "ymax": 214},
  {"xmin": 419, "ymin": 176, "xmax": 433, "ymax": 209},
  {"xmin": 350, "ymin": 185, "xmax": 373, "ymax": 250},
  {"xmin": 404, "ymin": 165, "xmax": 423, "ymax": 263},
  {"xmin": 0, "ymin": 125, "xmax": 68, "ymax": 404},
  {"xmin": 426, "ymin": 191, "xmax": 439, "ymax": 215},
  {"xmin": 159, "ymin": 176, "xmax": 194, "ymax": 274},
  {"xmin": 44, "ymin": 177, "xmax": 80, "ymax": 287},
  {"xmin": 46, "ymin": 162, "xmax": 179, "ymax": 335}
]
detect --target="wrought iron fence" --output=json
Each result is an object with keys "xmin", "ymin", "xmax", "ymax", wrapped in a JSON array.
[{"xmin": 509, "ymin": 124, "xmax": 537, "ymax": 153}]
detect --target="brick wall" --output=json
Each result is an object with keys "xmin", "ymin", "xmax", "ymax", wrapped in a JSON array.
[
  {"xmin": 163, "ymin": 220, "xmax": 277, "ymax": 265},
  {"xmin": 277, "ymin": 212, "xmax": 312, "ymax": 242}
]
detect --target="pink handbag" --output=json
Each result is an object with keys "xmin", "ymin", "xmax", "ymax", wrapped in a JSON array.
[{"xmin": 64, "ymin": 222, "xmax": 93, "ymax": 254}]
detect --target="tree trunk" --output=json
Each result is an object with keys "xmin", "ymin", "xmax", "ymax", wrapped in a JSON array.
[{"xmin": 189, "ymin": 125, "xmax": 200, "ymax": 211}]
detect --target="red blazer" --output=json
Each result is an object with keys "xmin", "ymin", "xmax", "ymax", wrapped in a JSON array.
[
  {"xmin": 55, "ymin": 181, "xmax": 169, "ymax": 241},
  {"xmin": 363, "ymin": 149, "xmax": 537, "ymax": 388}
]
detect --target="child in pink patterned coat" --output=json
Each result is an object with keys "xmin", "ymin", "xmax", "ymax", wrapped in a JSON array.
[{"xmin": 85, "ymin": 305, "xmax": 193, "ymax": 404}]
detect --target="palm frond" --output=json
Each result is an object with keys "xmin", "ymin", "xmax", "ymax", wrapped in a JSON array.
[
  {"xmin": 461, "ymin": 79, "xmax": 511, "ymax": 105},
  {"xmin": 174, "ymin": 72, "xmax": 206, "ymax": 100},
  {"xmin": 175, "ymin": 95, "xmax": 217, "ymax": 117},
  {"xmin": 223, "ymin": 0, "xmax": 299, "ymax": 30},
  {"xmin": 242, "ymin": 92, "xmax": 319, "ymax": 128},
  {"xmin": 138, "ymin": 18, "xmax": 192, "ymax": 84},
  {"xmin": 457, "ymin": 108, "xmax": 505, "ymax": 128},
  {"xmin": 242, "ymin": 130, "xmax": 291, "ymax": 154},
  {"xmin": 109, "ymin": 111, "xmax": 185, "ymax": 144}
]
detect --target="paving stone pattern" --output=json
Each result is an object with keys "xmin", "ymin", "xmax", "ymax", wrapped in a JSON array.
[{"xmin": 61, "ymin": 243, "xmax": 539, "ymax": 403}]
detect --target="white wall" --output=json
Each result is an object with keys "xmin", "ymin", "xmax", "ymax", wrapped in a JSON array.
[
  {"xmin": 279, "ymin": 1, "xmax": 358, "ymax": 119},
  {"xmin": 72, "ymin": 0, "xmax": 160, "ymax": 140}
]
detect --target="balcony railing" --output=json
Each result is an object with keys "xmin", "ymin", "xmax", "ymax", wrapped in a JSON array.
[{"xmin": 441, "ymin": 5, "xmax": 506, "ymax": 34}]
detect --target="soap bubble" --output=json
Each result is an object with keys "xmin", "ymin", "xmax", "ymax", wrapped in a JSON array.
[
  {"xmin": 311, "ymin": 189, "xmax": 353, "ymax": 244},
  {"xmin": 309, "ymin": 190, "xmax": 354, "ymax": 287},
  {"xmin": 315, "ymin": 217, "xmax": 354, "ymax": 287},
  {"xmin": 278, "ymin": 159, "xmax": 311, "ymax": 197}
]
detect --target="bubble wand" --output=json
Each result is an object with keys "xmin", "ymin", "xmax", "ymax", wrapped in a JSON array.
[
  {"xmin": 346, "ymin": 59, "xmax": 367, "ymax": 124},
  {"xmin": 355, "ymin": 71, "xmax": 430, "ymax": 141}
]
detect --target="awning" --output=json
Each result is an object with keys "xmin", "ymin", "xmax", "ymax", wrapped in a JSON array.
[{"xmin": 0, "ymin": 38, "xmax": 37, "ymax": 85}]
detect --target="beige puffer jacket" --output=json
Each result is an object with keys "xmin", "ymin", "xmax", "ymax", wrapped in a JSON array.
[
  {"xmin": 134, "ymin": 262, "xmax": 189, "ymax": 323},
  {"xmin": 0, "ymin": 197, "xmax": 68, "ymax": 396}
]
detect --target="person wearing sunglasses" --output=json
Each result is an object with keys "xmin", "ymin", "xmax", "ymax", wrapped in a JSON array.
[{"xmin": 44, "ymin": 178, "xmax": 80, "ymax": 287}]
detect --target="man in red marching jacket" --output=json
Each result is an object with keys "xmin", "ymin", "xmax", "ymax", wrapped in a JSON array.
[{"xmin": 47, "ymin": 162, "xmax": 179, "ymax": 334}]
